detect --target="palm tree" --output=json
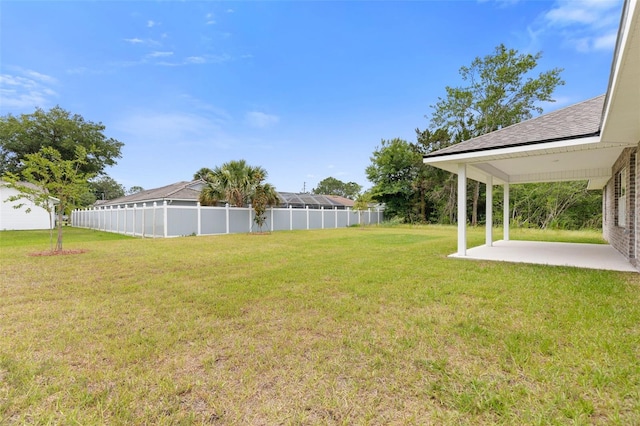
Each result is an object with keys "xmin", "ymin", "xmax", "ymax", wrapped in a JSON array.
[
  {"xmin": 199, "ymin": 160, "xmax": 271, "ymax": 207},
  {"xmin": 193, "ymin": 167, "xmax": 214, "ymax": 181}
]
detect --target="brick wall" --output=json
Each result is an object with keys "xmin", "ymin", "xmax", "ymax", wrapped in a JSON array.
[{"xmin": 603, "ymin": 147, "xmax": 637, "ymax": 264}]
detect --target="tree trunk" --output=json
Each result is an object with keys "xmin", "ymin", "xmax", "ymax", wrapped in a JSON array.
[{"xmin": 56, "ymin": 208, "xmax": 64, "ymax": 252}]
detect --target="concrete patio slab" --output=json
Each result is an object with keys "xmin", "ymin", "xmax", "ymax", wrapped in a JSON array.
[{"xmin": 450, "ymin": 240, "xmax": 638, "ymax": 272}]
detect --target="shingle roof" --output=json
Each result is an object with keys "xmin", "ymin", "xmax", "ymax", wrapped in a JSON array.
[
  {"xmin": 101, "ymin": 181, "xmax": 201, "ymax": 205},
  {"xmin": 96, "ymin": 182, "xmax": 356, "ymax": 209},
  {"xmin": 424, "ymin": 94, "xmax": 605, "ymax": 158}
]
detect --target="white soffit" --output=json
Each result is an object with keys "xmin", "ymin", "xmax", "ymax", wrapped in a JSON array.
[{"xmin": 424, "ymin": 137, "xmax": 628, "ymax": 186}]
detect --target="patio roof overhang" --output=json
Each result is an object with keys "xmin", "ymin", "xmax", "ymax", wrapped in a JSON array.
[
  {"xmin": 423, "ymin": 135, "xmax": 630, "ymax": 190},
  {"xmin": 423, "ymin": 0, "xmax": 639, "ymax": 190}
]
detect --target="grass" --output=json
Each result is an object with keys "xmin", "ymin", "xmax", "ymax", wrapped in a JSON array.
[{"xmin": 1, "ymin": 225, "xmax": 639, "ymax": 424}]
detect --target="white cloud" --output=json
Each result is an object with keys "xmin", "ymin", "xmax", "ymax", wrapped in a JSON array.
[
  {"xmin": 245, "ymin": 111, "xmax": 280, "ymax": 128},
  {"xmin": 593, "ymin": 31, "xmax": 618, "ymax": 50},
  {"xmin": 205, "ymin": 13, "xmax": 216, "ymax": 25},
  {"xmin": 114, "ymin": 110, "xmax": 229, "ymax": 149},
  {"xmin": 536, "ymin": 0, "xmax": 622, "ymax": 52},
  {"xmin": 147, "ymin": 20, "xmax": 158, "ymax": 28},
  {"xmin": 124, "ymin": 38, "xmax": 144, "ymax": 44},
  {"xmin": 185, "ymin": 56, "xmax": 206, "ymax": 64},
  {"xmin": 147, "ymin": 51, "xmax": 174, "ymax": 58},
  {"xmin": 0, "ymin": 70, "xmax": 58, "ymax": 111},
  {"xmin": 544, "ymin": 0, "xmax": 619, "ymax": 27}
]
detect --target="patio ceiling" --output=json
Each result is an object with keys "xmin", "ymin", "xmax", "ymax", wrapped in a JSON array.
[{"xmin": 423, "ymin": 0, "xmax": 640, "ymax": 190}]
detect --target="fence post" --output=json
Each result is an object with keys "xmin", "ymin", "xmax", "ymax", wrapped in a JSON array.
[
  {"xmin": 197, "ymin": 202, "xmax": 202, "ymax": 236},
  {"xmin": 368, "ymin": 208, "xmax": 371, "ymax": 225},
  {"xmin": 289, "ymin": 205, "xmax": 293, "ymax": 231},
  {"xmin": 306, "ymin": 206, "xmax": 310, "ymax": 230},
  {"xmin": 225, "ymin": 203, "xmax": 230, "ymax": 234},
  {"xmin": 321, "ymin": 206, "xmax": 325, "ymax": 229},
  {"xmin": 335, "ymin": 207, "xmax": 338, "ymax": 228},
  {"xmin": 163, "ymin": 201, "xmax": 168, "ymax": 238},
  {"xmin": 248, "ymin": 204, "xmax": 253, "ymax": 233},
  {"xmin": 142, "ymin": 203, "xmax": 146, "ymax": 238},
  {"xmin": 133, "ymin": 204, "xmax": 137, "ymax": 236},
  {"xmin": 124, "ymin": 205, "xmax": 129, "ymax": 235},
  {"xmin": 270, "ymin": 207, "xmax": 274, "ymax": 232},
  {"xmin": 153, "ymin": 202, "xmax": 157, "ymax": 237}
]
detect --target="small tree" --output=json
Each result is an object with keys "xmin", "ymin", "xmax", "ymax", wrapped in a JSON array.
[
  {"xmin": 353, "ymin": 191, "xmax": 373, "ymax": 227},
  {"xmin": 252, "ymin": 183, "xmax": 279, "ymax": 232},
  {"xmin": 3, "ymin": 146, "xmax": 93, "ymax": 252}
]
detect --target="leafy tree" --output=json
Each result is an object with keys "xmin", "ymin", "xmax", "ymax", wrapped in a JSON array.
[
  {"xmin": 312, "ymin": 177, "xmax": 362, "ymax": 200},
  {"xmin": 412, "ymin": 127, "xmax": 457, "ymax": 223},
  {"xmin": 3, "ymin": 146, "xmax": 94, "ymax": 252},
  {"xmin": 352, "ymin": 191, "xmax": 374, "ymax": 226},
  {"xmin": 428, "ymin": 44, "xmax": 564, "ymax": 225},
  {"xmin": 89, "ymin": 176, "xmax": 125, "ymax": 201},
  {"xmin": 0, "ymin": 106, "xmax": 124, "ymax": 176},
  {"xmin": 366, "ymin": 138, "xmax": 422, "ymax": 222},
  {"xmin": 252, "ymin": 183, "xmax": 280, "ymax": 232},
  {"xmin": 127, "ymin": 186, "xmax": 145, "ymax": 195},
  {"xmin": 510, "ymin": 181, "xmax": 601, "ymax": 230}
]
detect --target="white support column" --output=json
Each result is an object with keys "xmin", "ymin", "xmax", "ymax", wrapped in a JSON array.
[
  {"xmin": 457, "ymin": 163, "xmax": 467, "ymax": 256},
  {"xmin": 486, "ymin": 176, "xmax": 493, "ymax": 247},
  {"xmin": 503, "ymin": 183, "xmax": 510, "ymax": 241}
]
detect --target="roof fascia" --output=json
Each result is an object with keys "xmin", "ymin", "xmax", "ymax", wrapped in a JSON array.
[
  {"xmin": 600, "ymin": 0, "xmax": 633, "ymax": 132},
  {"xmin": 423, "ymin": 135, "xmax": 602, "ymax": 164}
]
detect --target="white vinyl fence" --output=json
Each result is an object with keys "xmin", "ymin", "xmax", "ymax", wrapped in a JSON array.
[{"xmin": 72, "ymin": 202, "xmax": 383, "ymax": 238}]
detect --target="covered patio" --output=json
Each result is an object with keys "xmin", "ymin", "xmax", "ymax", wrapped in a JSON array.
[
  {"xmin": 452, "ymin": 240, "xmax": 638, "ymax": 272},
  {"xmin": 424, "ymin": 0, "xmax": 639, "ymax": 273}
]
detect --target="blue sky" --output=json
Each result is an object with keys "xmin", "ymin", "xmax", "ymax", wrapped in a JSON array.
[{"xmin": 1, "ymin": 0, "xmax": 623, "ymax": 193}]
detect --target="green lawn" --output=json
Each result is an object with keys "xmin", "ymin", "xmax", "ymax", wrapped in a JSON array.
[{"xmin": 1, "ymin": 226, "xmax": 639, "ymax": 424}]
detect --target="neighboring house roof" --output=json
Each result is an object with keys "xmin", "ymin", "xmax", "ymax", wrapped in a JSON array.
[
  {"xmin": 326, "ymin": 195, "xmax": 355, "ymax": 208},
  {"xmin": 0, "ymin": 181, "xmax": 60, "ymax": 203},
  {"xmin": 277, "ymin": 192, "xmax": 355, "ymax": 208},
  {"xmin": 99, "ymin": 180, "xmax": 203, "ymax": 206},
  {"xmin": 95, "ymin": 181, "xmax": 356, "ymax": 209},
  {"xmin": 423, "ymin": 95, "xmax": 605, "ymax": 159}
]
